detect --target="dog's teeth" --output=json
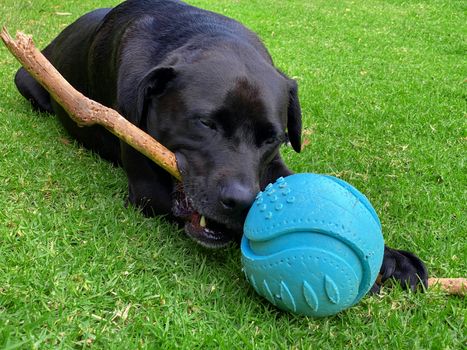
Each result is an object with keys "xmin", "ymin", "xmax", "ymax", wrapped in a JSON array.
[{"xmin": 200, "ymin": 215, "xmax": 207, "ymax": 228}]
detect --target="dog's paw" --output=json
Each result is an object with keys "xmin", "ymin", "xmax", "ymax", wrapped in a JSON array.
[{"xmin": 378, "ymin": 246, "xmax": 428, "ymax": 292}]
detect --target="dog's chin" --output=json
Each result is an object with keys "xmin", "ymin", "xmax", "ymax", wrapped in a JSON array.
[{"xmin": 172, "ymin": 188, "xmax": 242, "ymax": 249}]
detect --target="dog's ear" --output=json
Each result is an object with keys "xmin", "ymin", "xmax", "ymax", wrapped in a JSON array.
[
  {"xmin": 133, "ymin": 66, "xmax": 177, "ymax": 128},
  {"xmin": 287, "ymin": 79, "xmax": 302, "ymax": 153}
]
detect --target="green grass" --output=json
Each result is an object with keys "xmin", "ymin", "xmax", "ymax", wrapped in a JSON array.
[{"xmin": 0, "ymin": 0, "xmax": 465, "ymax": 348}]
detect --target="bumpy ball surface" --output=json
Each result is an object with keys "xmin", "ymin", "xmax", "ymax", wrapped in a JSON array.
[{"xmin": 241, "ymin": 174, "xmax": 384, "ymax": 317}]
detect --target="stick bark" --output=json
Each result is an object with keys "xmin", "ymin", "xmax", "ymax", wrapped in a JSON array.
[
  {"xmin": 428, "ymin": 277, "xmax": 466, "ymax": 296},
  {"xmin": 0, "ymin": 27, "xmax": 181, "ymax": 180},
  {"xmin": 2, "ymin": 27, "xmax": 465, "ymax": 297}
]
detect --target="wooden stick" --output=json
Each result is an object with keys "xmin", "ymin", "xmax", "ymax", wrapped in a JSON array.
[
  {"xmin": 428, "ymin": 278, "xmax": 466, "ymax": 296},
  {"xmin": 0, "ymin": 27, "xmax": 181, "ymax": 181},
  {"xmin": 376, "ymin": 275, "xmax": 466, "ymax": 296}
]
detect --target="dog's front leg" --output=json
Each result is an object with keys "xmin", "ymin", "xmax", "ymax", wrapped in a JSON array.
[{"xmin": 121, "ymin": 143, "xmax": 175, "ymax": 217}]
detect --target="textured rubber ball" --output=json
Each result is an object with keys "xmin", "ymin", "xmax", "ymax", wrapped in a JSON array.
[{"xmin": 241, "ymin": 174, "xmax": 385, "ymax": 317}]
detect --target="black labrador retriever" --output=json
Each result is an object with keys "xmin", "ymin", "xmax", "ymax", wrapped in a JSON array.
[{"xmin": 14, "ymin": 0, "xmax": 427, "ymax": 291}]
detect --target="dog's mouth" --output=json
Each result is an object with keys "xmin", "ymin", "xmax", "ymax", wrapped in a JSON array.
[{"xmin": 172, "ymin": 187, "xmax": 239, "ymax": 248}]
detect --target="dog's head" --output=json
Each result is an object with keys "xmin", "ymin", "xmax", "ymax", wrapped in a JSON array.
[{"xmin": 130, "ymin": 49, "xmax": 302, "ymax": 247}]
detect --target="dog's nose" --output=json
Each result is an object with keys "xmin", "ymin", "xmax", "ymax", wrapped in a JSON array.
[{"xmin": 220, "ymin": 182, "xmax": 256, "ymax": 213}]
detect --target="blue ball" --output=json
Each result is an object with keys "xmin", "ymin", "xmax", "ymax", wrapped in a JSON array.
[{"xmin": 241, "ymin": 174, "xmax": 384, "ymax": 317}]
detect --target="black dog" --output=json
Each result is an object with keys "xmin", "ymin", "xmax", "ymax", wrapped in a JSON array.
[{"xmin": 14, "ymin": 0, "xmax": 427, "ymax": 291}]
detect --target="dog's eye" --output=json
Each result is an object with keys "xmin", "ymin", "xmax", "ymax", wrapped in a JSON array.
[
  {"xmin": 264, "ymin": 137, "xmax": 278, "ymax": 145},
  {"xmin": 199, "ymin": 118, "xmax": 217, "ymax": 131}
]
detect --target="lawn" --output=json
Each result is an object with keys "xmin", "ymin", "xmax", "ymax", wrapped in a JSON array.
[{"xmin": 0, "ymin": 0, "xmax": 465, "ymax": 348}]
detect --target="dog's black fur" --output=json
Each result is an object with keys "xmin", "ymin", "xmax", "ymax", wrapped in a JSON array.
[{"xmin": 14, "ymin": 0, "xmax": 427, "ymax": 291}]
